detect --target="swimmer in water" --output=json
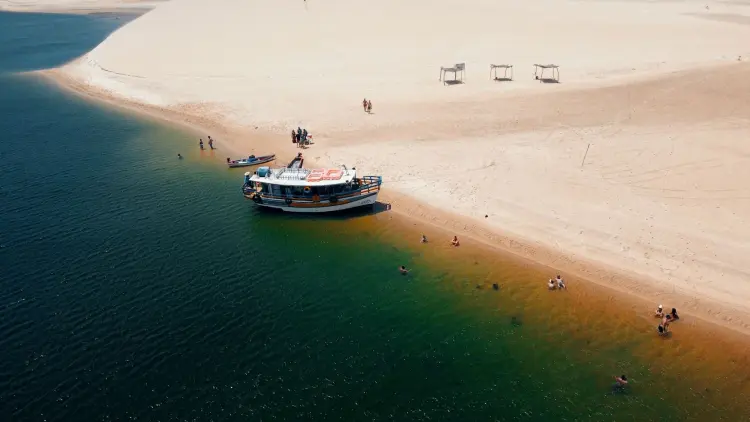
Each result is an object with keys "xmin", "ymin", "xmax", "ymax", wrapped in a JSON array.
[
  {"xmin": 613, "ymin": 375, "xmax": 628, "ymax": 390},
  {"xmin": 548, "ymin": 279, "xmax": 556, "ymax": 290},
  {"xmin": 556, "ymin": 275, "xmax": 566, "ymax": 290},
  {"xmin": 421, "ymin": 234, "xmax": 428, "ymax": 243},
  {"xmin": 671, "ymin": 308, "xmax": 680, "ymax": 320},
  {"xmin": 177, "ymin": 154, "xmax": 183, "ymax": 159},
  {"xmin": 399, "ymin": 265, "xmax": 409, "ymax": 275},
  {"xmin": 451, "ymin": 236, "xmax": 460, "ymax": 247},
  {"xmin": 654, "ymin": 304, "xmax": 664, "ymax": 318}
]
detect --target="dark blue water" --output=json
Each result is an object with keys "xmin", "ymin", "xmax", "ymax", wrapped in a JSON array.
[{"xmin": 1, "ymin": 11, "xmax": 749, "ymax": 422}]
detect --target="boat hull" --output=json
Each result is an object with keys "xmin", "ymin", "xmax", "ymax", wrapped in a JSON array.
[
  {"xmin": 227, "ymin": 155, "xmax": 275, "ymax": 168},
  {"xmin": 248, "ymin": 191, "xmax": 379, "ymax": 213}
]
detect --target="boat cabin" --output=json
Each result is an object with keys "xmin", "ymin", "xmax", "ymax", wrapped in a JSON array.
[{"xmin": 246, "ymin": 166, "xmax": 377, "ymax": 200}]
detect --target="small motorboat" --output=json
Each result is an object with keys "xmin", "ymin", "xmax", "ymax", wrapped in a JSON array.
[
  {"xmin": 287, "ymin": 153, "xmax": 304, "ymax": 169},
  {"xmin": 227, "ymin": 154, "xmax": 275, "ymax": 168}
]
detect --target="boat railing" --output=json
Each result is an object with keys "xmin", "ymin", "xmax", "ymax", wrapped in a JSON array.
[
  {"xmin": 258, "ymin": 178, "xmax": 382, "ymax": 201},
  {"xmin": 271, "ymin": 168, "xmax": 311, "ymax": 180}
]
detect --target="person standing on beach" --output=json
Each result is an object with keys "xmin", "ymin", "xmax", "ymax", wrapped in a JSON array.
[
  {"xmin": 362, "ymin": 98, "xmax": 368, "ymax": 112},
  {"xmin": 208, "ymin": 136, "xmax": 214, "ymax": 150},
  {"xmin": 367, "ymin": 100, "xmax": 372, "ymax": 113},
  {"xmin": 199, "ymin": 139, "xmax": 204, "ymax": 150}
]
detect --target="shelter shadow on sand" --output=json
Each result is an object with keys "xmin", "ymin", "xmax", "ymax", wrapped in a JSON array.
[
  {"xmin": 443, "ymin": 80, "xmax": 465, "ymax": 86},
  {"xmin": 493, "ymin": 77, "xmax": 513, "ymax": 82}
]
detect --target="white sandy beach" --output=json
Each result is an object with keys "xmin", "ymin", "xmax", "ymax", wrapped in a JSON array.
[{"xmin": 42, "ymin": 0, "xmax": 750, "ymax": 331}]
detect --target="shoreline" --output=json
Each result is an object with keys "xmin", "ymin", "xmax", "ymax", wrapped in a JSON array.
[
  {"xmin": 0, "ymin": 1, "xmax": 163, "ymax": 14},
  {"xmin": 39, "ymin": 66, "xmax": 750, "ymax": 338}
]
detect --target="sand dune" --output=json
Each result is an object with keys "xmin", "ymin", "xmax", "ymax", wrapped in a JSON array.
[{"xmin": 50, "ymin": 0, "xmax": 750, "ymax": 331}]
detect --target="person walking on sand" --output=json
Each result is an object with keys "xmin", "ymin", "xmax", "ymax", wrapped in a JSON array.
[
  {"xmin": 362, "ymin": 98, "xmax": 368, "ymax": 112},
  {"xmin": 367, "ymin": 100, "xmax": 372, "ymax": 113}
]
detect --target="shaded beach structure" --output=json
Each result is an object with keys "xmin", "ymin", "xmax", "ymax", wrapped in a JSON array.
[
  {"xmin": 439, "ymin": 62, "xmax": 466, "ymax": 85},
  {"xmin": 533, "ymin": 64, "xmax": 560, "ymax": 83},
  {"xmin": 489, "ymin": 64, "xmax": 513, "ymax": 81}
]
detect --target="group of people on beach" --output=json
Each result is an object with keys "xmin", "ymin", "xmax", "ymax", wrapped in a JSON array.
[
  {"xmin": 362, "ymin": 98, "xmax": 373, "ymax": 113},
  {"xmin": 291, "ymin": 127, "xmax": 311, "ymax": 147},
  {"xmin": 199, "ymin": 136, "xmax": 216, "ymax": 150},
  {"xmin": 655, "ymin": 304, "xmax": 680, "ymax": 336},
  {"xmin": 399, "ymin": 234, "xmax": 461, "ymax": 274},
  {"xmin": 547, "ymin": 275, "xmax": 566, "ymax": 290}
]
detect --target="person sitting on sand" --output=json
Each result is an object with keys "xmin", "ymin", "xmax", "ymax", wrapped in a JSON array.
[
  {"xmin": 399, "ymin": 265, "xmax": 409, "ymax": 275},
  {"xmin": 655, "ymin": 304, "xmax": 664, "ymax": 318},
  {"xmin": 548, "ymin": 279, "xmax": 556, "ymax": 290},
  {"xmin": 421, "ymin": 234, "xmax": 428, "ymax": 243},
  {"xmin": 556, "ymin": 275, "xmax": 566, "ymax": 290},
  {"xmin": 451, "ymin": 236, "xmax": 460, "ymax": 247},
  {"xmin": 671, "ymin": 308, "xmax": 680, "ymax": 320}
]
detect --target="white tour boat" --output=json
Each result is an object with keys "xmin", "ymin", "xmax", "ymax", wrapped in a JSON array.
[{"xmin": 242, "ymin": 165, "xmax": 382, "ymax": 213}]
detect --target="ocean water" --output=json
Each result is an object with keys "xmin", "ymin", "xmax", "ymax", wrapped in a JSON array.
[{"xmin": 1, "ymin": 11, "xmax": 750, "ymax": 422}]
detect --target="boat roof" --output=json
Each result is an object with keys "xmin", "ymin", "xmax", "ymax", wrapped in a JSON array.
[{"xmin": 249, "ymin": 167, "xmax": 357, "ymax": 187}]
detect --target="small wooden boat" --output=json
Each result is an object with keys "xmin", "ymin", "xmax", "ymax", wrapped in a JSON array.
[
  {"xmin": 287, "ymin": 153, "xmax": 304, "ymax": 169},
  {"xmin": 227, "ymin": 154, "xmax": 275, "ymax": 168}
]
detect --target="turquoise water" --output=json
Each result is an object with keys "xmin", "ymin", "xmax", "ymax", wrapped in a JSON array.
[{"xmin": 1, "ymin": 12, "xmax": 749, "ymax": 422}]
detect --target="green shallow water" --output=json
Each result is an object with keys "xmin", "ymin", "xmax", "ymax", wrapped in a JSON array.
[{"xmin": 1, "ymin": 11, "xmax": 749, "ymax": 422}]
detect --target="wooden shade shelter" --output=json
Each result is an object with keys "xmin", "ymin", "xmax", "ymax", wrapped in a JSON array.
[
  {"xmin": 439, "ymin": 63, "xmax": 465, "ymax": 85},
  {"xmin": 533, "ymin": 64, "xmax": 560, "ymax": 82},
  {"xmin": 490, "ymin": 64, "xmax": 513, "ymax": 81}
]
